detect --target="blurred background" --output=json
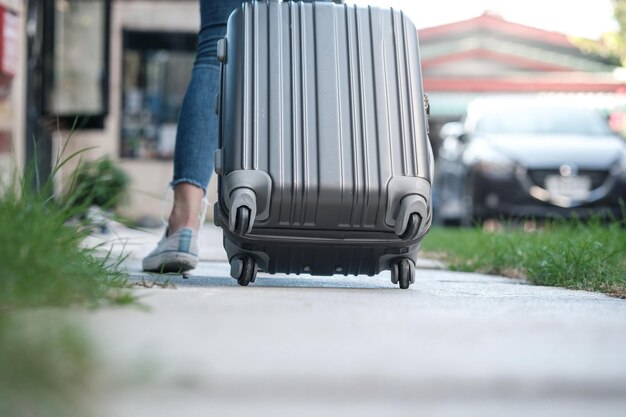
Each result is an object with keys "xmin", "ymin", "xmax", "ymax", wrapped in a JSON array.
[{"xmin": 1, "ymin": 0, "xmax": 624, "ymax": 224}]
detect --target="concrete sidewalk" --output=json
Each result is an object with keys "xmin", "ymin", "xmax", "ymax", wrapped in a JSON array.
[{"xmin": 83, "ymin": 223, "xmax": 626, "ymax": 417}]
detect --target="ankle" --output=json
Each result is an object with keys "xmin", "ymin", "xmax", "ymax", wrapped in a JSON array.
[
  {"xmin": 166, "ymin": 182, "xmax": 206, "ymax": 235},
  {"xmin": 168, "ymin": 210, "xmax": 201, "ymax": 234}
]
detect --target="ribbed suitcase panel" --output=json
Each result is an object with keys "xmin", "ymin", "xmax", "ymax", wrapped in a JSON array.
[{"xmin": 223, "ymin": 1, "xmax": 429, "ymax": 230}]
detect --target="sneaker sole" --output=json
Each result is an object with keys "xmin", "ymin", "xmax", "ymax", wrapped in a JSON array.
[{"xmin": 142, "ymin": 252, "xmax": 198, "ymax": 273}]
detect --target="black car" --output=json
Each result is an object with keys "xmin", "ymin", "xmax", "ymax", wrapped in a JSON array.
[{"xmin": 434, "ymin": 98, "xmax": 626, "ymax": 224}]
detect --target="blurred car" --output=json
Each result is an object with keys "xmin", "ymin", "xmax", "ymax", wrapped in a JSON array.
[{"xmin": 434, "ymin": 97, "xmax": 626, "ymax": 224}]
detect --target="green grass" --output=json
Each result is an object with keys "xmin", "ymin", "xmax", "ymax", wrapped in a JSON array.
[
  {"xmin": 422, "ymin": 219, "xmax": 626, "ymax": 297},
  {"xmin": 0, "ymin": 133, "xmax": 134, "ymax": 417},
  {"xmin": 0, "ymin": 184, "xmax": 132, "ymax": 310}
]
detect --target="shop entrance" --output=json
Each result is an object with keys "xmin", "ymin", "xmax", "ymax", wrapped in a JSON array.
[{"xmin": 121, "ymin": 30, "xmax": 196, "ymax": 159}]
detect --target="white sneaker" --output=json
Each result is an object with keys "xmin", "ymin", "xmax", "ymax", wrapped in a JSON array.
[{"xmin": 142, "ymin": 227, "xmax": 199, "ymax": 273}]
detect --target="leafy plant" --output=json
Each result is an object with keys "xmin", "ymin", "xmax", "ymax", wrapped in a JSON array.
[{"xmin": 65, "ymin": 156, "xmax": 130, "ymax": 212}]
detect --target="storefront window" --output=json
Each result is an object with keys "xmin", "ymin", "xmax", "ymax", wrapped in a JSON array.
[
  {"xmin": 45, "ymin": 0, "xmax": 110, "ymax": 125},
  {"xmin": 121, "ymin": 31, "xmax": 196, "ymax": 159}
]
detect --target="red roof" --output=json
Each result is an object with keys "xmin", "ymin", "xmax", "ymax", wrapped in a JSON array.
[
  {"xmin": 419, "ymin": 12, "xmax": 573, "ymax": 48},
  {"xmin": 418, "ymin": 12, "xmax": 623, "ymax": 94}
]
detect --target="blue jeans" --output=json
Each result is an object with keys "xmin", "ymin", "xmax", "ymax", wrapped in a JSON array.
[{"xmin": 173, "ymin": 0, "xmax": 330, "ymax": 191}]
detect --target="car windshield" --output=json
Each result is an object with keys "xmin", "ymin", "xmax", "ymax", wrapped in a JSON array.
[{"xmin": 474, "ymin": 105, "xmax": 612, "ymax": 136}]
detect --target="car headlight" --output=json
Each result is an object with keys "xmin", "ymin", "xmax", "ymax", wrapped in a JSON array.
[{"xmin": 465, "ymin": 143, "xmax": 516, "ymax": 179}]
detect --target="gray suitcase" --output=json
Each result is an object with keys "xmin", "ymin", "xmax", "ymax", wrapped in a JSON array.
[{"xmin": 214, "ymin": 0, "xmax": 433, "ymax": 288}]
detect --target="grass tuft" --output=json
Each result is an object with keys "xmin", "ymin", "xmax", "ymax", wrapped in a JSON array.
[
  {"xmin": 422, "ymin": 218, "xmax": 626, "ymax": 298},
  {"xmin": 0, "ymin": 173, "xmax": 131, "ymax": 310}
]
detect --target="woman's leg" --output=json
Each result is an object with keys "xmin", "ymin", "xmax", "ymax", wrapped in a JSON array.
[
  {"xmin": 168, "ymin": 0, "xmax": 241, "ymax": 233},
  {"xmin": 143, "ymin": 0, "xmax": 240, "ymax": 272}
]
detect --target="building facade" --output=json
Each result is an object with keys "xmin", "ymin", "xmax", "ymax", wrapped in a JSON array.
[{"xmin": 40, "ymin": 0, "xmax": 202, "ymax": 222}]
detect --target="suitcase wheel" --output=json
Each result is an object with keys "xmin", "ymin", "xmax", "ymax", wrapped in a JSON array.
[
  {"xmin": 231, "ymin": 256, "xmax": 257, "ymax": 286},
  {"xmin": 391, "ymin": 259, "xmax": 415, "ymax": 289},
  {"xmin": 227, "ymin": 185, "xmax": 259, "ymax": 236},
  {"xmin": 398, "ymin": 213, "xmax": 421, "ymax": 241},
  {"xmin": 234, "ymin": 206, "xmax": 252, "ymax": 236}
]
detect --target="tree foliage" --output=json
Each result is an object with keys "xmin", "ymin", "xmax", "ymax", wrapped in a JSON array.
[{"xmin": 570, "ymin": 1, "xmax": 625, "ymax": 66}]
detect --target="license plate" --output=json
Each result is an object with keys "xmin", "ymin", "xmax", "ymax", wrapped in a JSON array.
[{"xmin": 545, "ymin": 175, "xmax": 591, "ymax": 200}]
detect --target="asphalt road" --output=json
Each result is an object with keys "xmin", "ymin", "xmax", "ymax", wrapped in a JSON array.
[{"xmin": 82, "ymin": 232, "xmax": 626, "ymax": 417}]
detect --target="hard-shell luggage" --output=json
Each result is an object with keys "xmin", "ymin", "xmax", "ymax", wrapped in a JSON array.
[{"xmin": 214, "ymin": 0, "xmax": 434, "ymax": 289}]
